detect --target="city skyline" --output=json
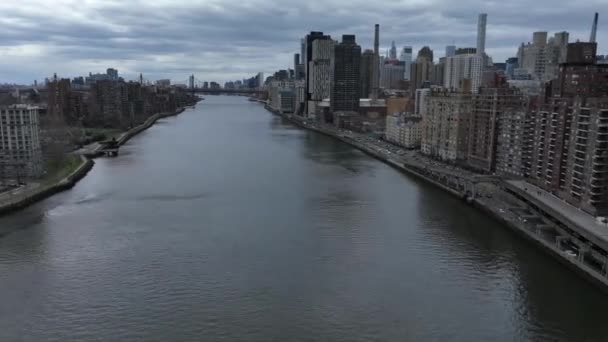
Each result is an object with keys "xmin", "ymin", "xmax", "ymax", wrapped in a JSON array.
[{"xmin": 0, "ymin": 0, "xmax": 605, "ymax": 84}]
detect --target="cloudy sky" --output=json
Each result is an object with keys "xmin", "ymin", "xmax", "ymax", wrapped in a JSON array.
[{"xmin": 0, "ymin": 0, "xmax": 605, "ymax": 85}]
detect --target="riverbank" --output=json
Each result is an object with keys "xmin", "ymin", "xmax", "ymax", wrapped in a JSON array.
[
  {"xmin": 0, "ymin": 155, "xmax": 94, "ymax": 216},
  {"xmin": 263, "ymin": 104, "xmax": 608, "ymax": 293},
  {"xmin": 0, "ymin": 104, "xmax": 195, "ymax": 217}
]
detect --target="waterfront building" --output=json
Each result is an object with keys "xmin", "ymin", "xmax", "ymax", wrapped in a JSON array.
[
  {"xmin": 268, "ymin": 80, "xmax": 300, "ymax": 114},
  {"xmin": 528, "ymin": 97, "xmax": 573, "ymax": 195},
  {"xmin": 360, "ymin": 49, "xmax": 374, "ymax": 99},
  {"xmin": 561, "ymin": 97, "xmax": 608, "ymax": 217},
  {"xmin": 331, "ymin": 35, "xmax": 361, "ymax": 114},
  {"xmin": 0, "ymin": 105, "xmax": 42, "ymax": 179},
  {"xmin": 468, "ymin": 88, "xmax": 528, "ymax": 173},
  {"xmin": 310, "ymin": 39, "xmax": 335, "ymax": 101},
  {"xmin": 385, "ymin": 113, "xmax": 422, "ymax": 149},
  {"xmin": 495, "ymin": 102, "xmax": 535, "ymax": 178},
  {"xmin": 303, "ymin": 31, "xmax": 331, "ymax": 115},
  {"xmin": 421, "ymin": 89, "xmax": 472, "ymax": 162}
]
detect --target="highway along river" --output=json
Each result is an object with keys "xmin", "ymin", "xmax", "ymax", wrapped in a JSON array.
[{"xmin": 1, "ymin": 95, "xmax": 608, "ymax": 341}]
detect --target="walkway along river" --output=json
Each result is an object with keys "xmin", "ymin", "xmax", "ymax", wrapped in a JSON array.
[{"xmin": 1, "ymin": 95, "xmax": 608, "ymax": 341}]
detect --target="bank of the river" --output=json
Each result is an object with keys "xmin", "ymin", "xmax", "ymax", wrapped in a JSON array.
[
  {"xmin": 0, "ymin": 155, "xmax": 94, "ymax": 217},
  {"xmin": 0, "ymin": 104, "xmax": 195, "ymax": 217},
  {"xmin": 263, "ymin": 104, "xmax": 608, "ymax": 293}
]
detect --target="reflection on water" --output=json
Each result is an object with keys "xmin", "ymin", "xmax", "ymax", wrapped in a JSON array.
[{"xmin": 0, "ymin": 95, "xmax": 607, "ymax": 341}]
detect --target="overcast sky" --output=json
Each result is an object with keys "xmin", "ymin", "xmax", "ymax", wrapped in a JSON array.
[{"xmin": 0, "ymin": 0, "xmax": 605, "ymax": 85}]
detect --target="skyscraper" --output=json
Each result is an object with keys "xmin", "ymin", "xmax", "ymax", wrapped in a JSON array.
[
  {"xmin": 331, "ymin": 35, "xmax": 361, "ymax": 113},
  {"xmin": 294, "ymin": 54, "xmax": 300, "ymax": 74},
  {"xmin": 518, "ymin": 31, "xmax": 569, "ymax": 81},
  {"xmin": 303, "ymin": 32, "xmax": 331, "ymax": 115},
  {"xmin": 477, "ymin": 13, "xmax": 487, "ymax": 56},
  {"xmin": 399, "ymin": 46, "xmax": 413, "ymax": 80},
  {"xmin": 360, "ymin": 49, "xmax": 374, "ymax": 98},
  {"xmin": 310, "ymin": 39, "xmax": 335, "ymax": 100},
  {"xmin": 410, "ymin": 47, "xmax": 434, "ymax": 91},
  {"xmin": 380, "ymin": 61, "xmax": 405, "ymax": 89},
  {"xmin": 372, "ymin": 24, "xmax": 380, "ymax": 103},
  {"xmin": 390, "ymin": 41, "xmax": 397, "ymax": 60},
  {"xmin": 443, "ymin": 51, "xmax": 483, "ymax": 93},
  {"xmin": 445, "ymin": 45, "xmax": 456, "ymax": 58}
]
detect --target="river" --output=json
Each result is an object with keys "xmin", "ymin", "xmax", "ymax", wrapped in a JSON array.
[{"xmin": 1, "ymin": 95, "xmax": 607, "ymax": 341}]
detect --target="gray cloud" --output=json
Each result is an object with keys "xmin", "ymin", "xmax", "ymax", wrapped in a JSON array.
[{"xmin": 0, "ymin": 0, "xmax": 605, "ymax": 84}]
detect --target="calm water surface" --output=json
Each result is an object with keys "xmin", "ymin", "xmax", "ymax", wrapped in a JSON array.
[{"xmin": 1, "ymin": 95, "xmax": 607, "ymax": 341}]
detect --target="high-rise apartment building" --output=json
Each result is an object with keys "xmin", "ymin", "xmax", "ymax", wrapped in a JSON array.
[
  {"xmin": 517, "ymin": 31, "xmax": 569, "ymax": 81},
  {"xmin": 0, "ymin": 105, "xmax": 42, "ymax": 179},
  {"xmin": 443, "ymin": 51, "xmax": 483, "ymax": 93},
  {"xmin": 528, "ymin": 97, "xmax": 573, "ymax": 193},
  {"xmin": 331, "ymin": 35, "xmax": 361, "ymax": 113},
  {"xmin": 495, "ymin": 102, "xmax": 535, "ymax": 178},
  {"xmin": 553, "ymin": 42, "xmax": 608, "ymax": 98},
  {"xmin": 468, "ymin": 88, "xmax": 528, "ymax": 173},
  {"xmin": 561, "ymin": 97, "xmax": 608, "ymax": 216},
  {"xmin": 421, "ymin": 89, "xmax": 472, "ymax": 162}
]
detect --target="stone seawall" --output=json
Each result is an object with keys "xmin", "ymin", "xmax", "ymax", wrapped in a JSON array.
[{"xmin": 0, "ymin": 156, "xmax": 94, "ymax": 216}]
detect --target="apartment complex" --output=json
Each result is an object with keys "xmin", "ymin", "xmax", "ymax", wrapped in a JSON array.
[
  {"xmin": 421, "ymin": 89, "xmax": 471, "ymax": 162},
  {"xmin": 0, "ymin": 105, "xmax": 42, "ymax": 179},
  {"xmin": 385, "ymin": 113, "xmax": 421, "ymax": 149},
  {"xmin": 331, "ymin": 35, "xmax": 361, "ymax": 113},
  {"xmin": 468, "ymin": 88, "xmax": 528, "ymax": 173},
  {"xmin": 561, "ymin": 98, "xmax": 608, "ymax": 216}
]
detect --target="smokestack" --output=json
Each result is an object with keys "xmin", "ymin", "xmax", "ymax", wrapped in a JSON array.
[
  {"xmin": 590, "ymin": 12, "xmax": 598, "ymax": 43},
  {"xmin": 477, "ymin": 13, "xmax": 487, "ymax": 55},
  {"xmin": 372, "ymin": 24, "xmax": 379, "ymax": 102}
]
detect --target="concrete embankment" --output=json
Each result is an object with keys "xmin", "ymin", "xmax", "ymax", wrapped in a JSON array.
[
  {"xmin": 0, "ymin": 105, "xmax": 193, "ymax": 217},
  {"xmin": 0, "ymin": 156, "xmax": 94, "ymax": 216},
  {"xmin": 264, "ymin": 105, "xmax": 608, "ymax": 293}
]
